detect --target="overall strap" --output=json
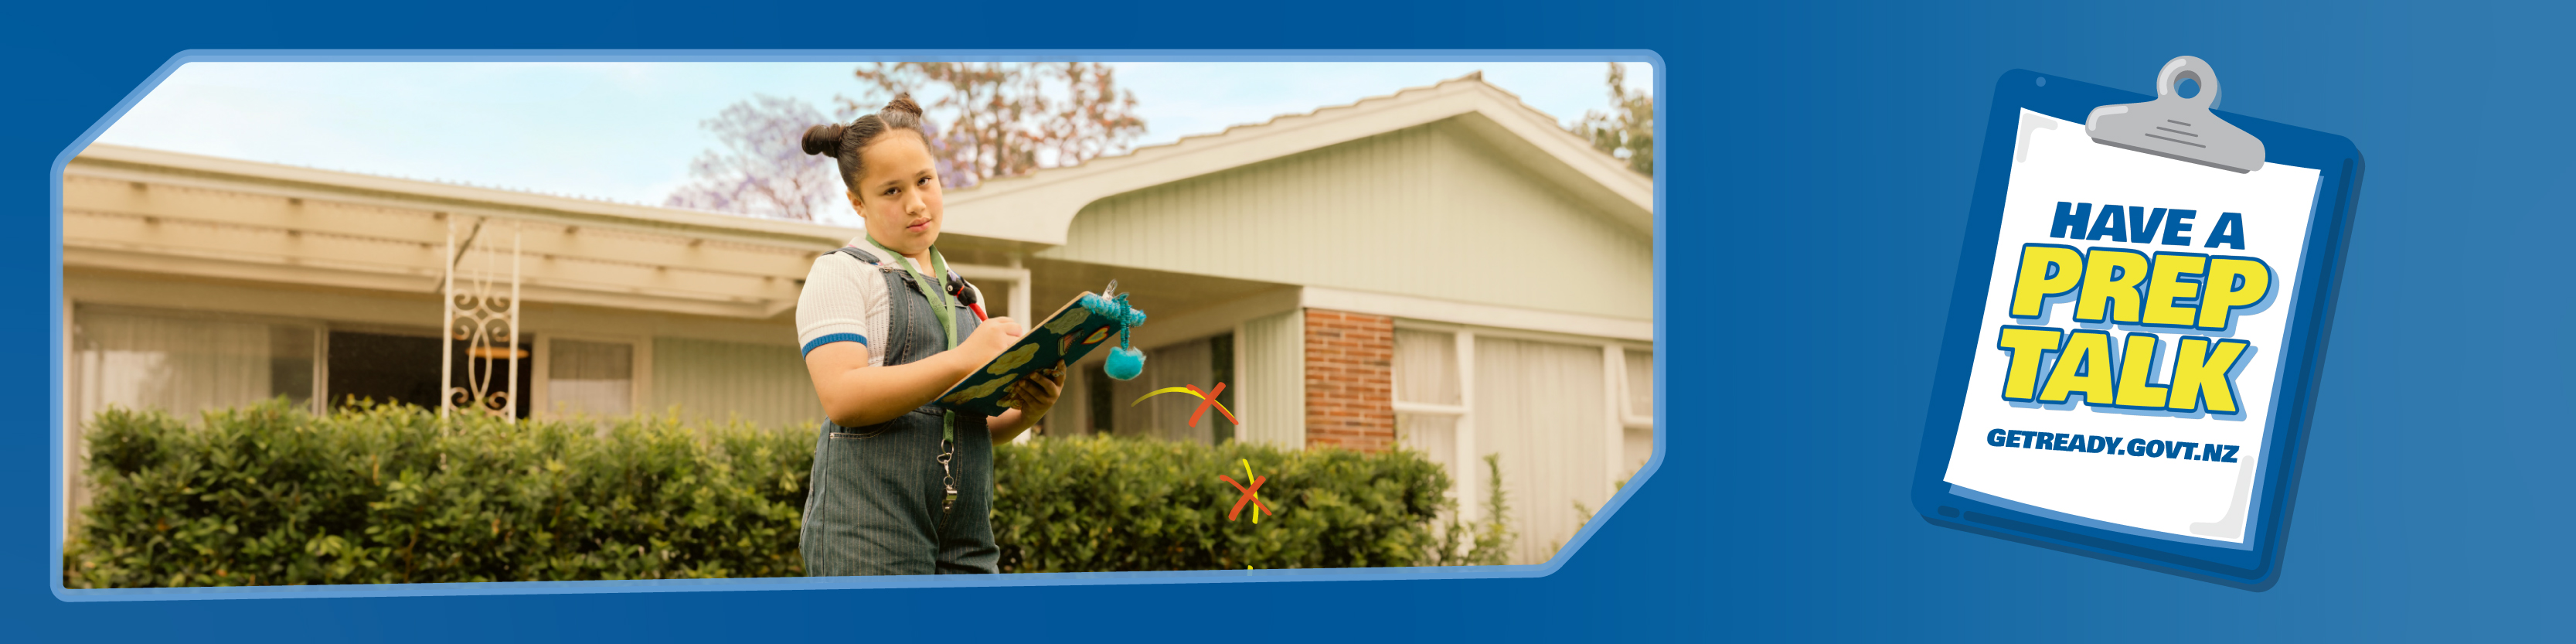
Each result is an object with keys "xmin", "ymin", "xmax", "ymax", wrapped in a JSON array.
[
  {"xmin": 858, "ymin": 239, "xmax": 969, "ymax": 516},
  {"xmin": 839, "ymin": 245, "xmax": 976, "ymax": 314},
  {"xmin": 834, "ymin": 246, "xmax": 880, "ymax": 265}
]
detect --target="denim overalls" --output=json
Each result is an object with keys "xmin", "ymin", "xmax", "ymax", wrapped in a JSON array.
[{"xmin": 800, "ymin": 246, "xmax": 997, "ymax": 575}]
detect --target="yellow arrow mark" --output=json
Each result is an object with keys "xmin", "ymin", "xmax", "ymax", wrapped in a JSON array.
[
  {"xmin": 1242, "ymin": 458, "xmax": 1263, "ymax": 523},
  {"xmin": 1131, "ymin": 386, "xmax": 1206, "ymax": 407}
]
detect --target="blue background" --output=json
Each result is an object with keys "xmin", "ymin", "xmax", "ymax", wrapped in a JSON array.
[{"xmin": 6, "ymin": 0, "xmax": 2567, "ymax": 640}]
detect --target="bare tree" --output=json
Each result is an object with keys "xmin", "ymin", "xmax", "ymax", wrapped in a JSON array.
[
  {"xmin": 845, "ymin": 63, "xmax": 1147, "ymax": 189},
  {"xmin": 664, "ymin": 94, "xmax": 843, "ymax": 222},
  {"xmin": 1570, "ymin": 63, "xmax": 1654, "ymax": 176}
]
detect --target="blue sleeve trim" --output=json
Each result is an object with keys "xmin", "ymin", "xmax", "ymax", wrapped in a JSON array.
[{"xmin": 801, "ymin": 333, "xmax": 868, "ymax": 356}]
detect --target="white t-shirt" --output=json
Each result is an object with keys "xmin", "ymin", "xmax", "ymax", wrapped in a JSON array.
[{"xmin": 795, "ymin": 243, "xmax": 980, "ymax": 367}]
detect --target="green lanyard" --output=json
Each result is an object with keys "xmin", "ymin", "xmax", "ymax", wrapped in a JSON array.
[
  {"xmin": 867, "ymin": 237, "xmax": 958, "ymax": 353},
  {"xmin": 869, "ymin": 237, "xmax": 965, "ymax": 513}
]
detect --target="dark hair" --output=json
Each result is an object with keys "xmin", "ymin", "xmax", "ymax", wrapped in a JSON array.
[{"xmin": 801, "ymin": 94, "xmax": 933, "ymax": 198}]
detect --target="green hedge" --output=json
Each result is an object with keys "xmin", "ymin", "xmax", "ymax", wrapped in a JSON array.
[
  {"xmin": 992, "ymin": 432, "xmax": 1451, "ymax": 572},
  {"xmin": 65, "ymin": 400, "xmax": 811, "ymax": 588},
  {"xmin": 64, "ymin": 400, "xmax": 1461, "ymax": 588}
]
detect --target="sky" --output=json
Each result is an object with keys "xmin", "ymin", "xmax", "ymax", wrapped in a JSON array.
[{"xmin": 91, "ymin": 61, "xmax": 1651, "ymax": 213}]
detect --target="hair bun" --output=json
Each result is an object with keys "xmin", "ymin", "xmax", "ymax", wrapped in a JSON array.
[
  {"xmin": 801, "ymin": 124, "xmax": 847, "ymax": 157},
  {"xmin": 883, "ymin": 94, "xmax": 925, "ymax": 119}
]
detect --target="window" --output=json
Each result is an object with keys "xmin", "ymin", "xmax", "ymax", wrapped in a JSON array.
[
  {"xmin": 1621, "ymin": 348, "xmax": 1655, "ymax": 472},
  {"xmin": 1391, "ymin": 322, "xmax": 1654, "ymax": 564},
  {"xmin": 1393, "ymin": 328, "xmax": 1465, "ymax": 477},
  {"xmin": 1472, "ymin": 336, "xmax": 1611, "ymax": 565},
  {"xmin": 72, "ymin": 306, "xmax": 318, "ymax": 422},
  {"xmin": 546, "ymin": 339, "xmax": 634, "ymax": 417},
  {"xmin": 1624, "ymin": 348, "xmax": 1655, "ymax": 421},
  {"xmin": 67, "ymin": 306, "xmax": 320, "ymax": 533},
  {"xmin": 326, "ymin": 328, "xmax": 532, "ymax": 418}
]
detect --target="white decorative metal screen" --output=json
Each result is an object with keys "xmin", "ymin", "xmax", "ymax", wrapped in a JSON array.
[{"xmin": 442, "ymin": 217, "xmax": 521, "ymax": 419}]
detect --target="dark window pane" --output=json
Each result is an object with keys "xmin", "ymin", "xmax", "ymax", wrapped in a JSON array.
[{"xmin": 328, "ymin": 330, "xmax": 531, "ymax": 419}]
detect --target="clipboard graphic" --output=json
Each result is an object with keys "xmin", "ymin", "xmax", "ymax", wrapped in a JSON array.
[{"xmin": 1912, "ymin": 57, "xmax": 2364, "ymax": 588}]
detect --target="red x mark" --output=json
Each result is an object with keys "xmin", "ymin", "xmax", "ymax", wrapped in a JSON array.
[
  {"xmin": 1186, "ymin": 383, "xmax": 1237, "ymax": 428},
  {"xmin": 1217, "ymin": 474, "xmax": 1272, "ymax": 521}
]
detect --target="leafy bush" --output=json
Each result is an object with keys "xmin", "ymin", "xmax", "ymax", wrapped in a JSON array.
[
  {"xmin": 65, "ymin": 400, "xmax": 810, "ymax": 588},
  {"xmin": 65, "ymin": 401, "xmax": 1468, "ymax": 588},
  {"xmin": 992, "ymin": 435, "xmax": 1453, "ymax": 572},
  {"xmin": 1431, "ymin": 453, "xmax": 1516, "ymax": 567}
]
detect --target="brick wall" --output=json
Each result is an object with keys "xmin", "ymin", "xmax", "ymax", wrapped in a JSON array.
[{"xmin": 1303, "ymin": 308, "xmax": 1394, "ymax": 451}]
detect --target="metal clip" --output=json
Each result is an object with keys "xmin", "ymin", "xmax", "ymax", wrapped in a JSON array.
[
  {"xmin": 2086, "ymin": 56, "xmax": 2265, "ymax": 173},
  {"xmin": 938, "ymin": 443, "xmax": 958, "ymax": 513}
]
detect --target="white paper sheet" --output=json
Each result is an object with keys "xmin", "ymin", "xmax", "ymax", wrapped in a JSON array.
[{"xmin": 1941, "ymin": 109, "xmax": 2322, "ymax": 545}]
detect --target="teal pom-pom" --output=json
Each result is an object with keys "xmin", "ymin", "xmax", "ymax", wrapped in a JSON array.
[{"xmin": 1105, "ymin": 346, "xmax": 1145, "ymax": 380}]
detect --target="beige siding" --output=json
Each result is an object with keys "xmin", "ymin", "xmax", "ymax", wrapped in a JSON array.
[
  {"xmin": 650, "ymin": 337, "xmax": 822, "ymax": 429},
  {"xmin": 1237, "ymin": 310, "xmax": 1305, "ymax": 448},
  {"xmin": 1039, "ymin": 119, "xmax": 1652, "ymax": 320}
]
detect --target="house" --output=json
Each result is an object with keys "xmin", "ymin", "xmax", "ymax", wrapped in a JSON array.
[{"xmin": 59, "ymin": 74, "xmax": 1654, "ymax": 564}]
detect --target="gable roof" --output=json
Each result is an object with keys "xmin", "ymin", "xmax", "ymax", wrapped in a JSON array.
[{"xmin": 939, "ymin": 74, "xmax": 1654, "ymax": 246}]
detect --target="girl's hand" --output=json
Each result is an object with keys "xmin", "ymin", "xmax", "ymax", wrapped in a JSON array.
[
  {"xmin": 1003, "ymin": 363, "xmax": 1067, "ymax": 412},
  {"xmin": 952, "ymin": 317, "xmax": 1025, "ymax": 366}
]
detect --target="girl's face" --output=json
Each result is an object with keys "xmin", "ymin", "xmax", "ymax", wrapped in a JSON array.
[{"xmin": 846, "ymin": 131, "xmax": 943, "ymax": 255}]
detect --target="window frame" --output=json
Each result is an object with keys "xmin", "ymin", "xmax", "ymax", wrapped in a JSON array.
[
  {"xmin": 1390, "ymin": 319, "xmax": 1654, "ymax": 527},
  {"xmin": 69, "ymin": 302, "xmax": 329, "ymax": 415},
  {"xmin": 530, "ymin": 332, "xmax": 651, "ymax": 421}
]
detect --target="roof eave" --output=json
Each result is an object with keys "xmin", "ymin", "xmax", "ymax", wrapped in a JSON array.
[{"xmin": 69, "ymin": 143, "xmax": 870, "ymax": 248}]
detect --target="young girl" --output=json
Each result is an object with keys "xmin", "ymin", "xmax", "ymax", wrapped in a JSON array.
[{"xmin": 795, "ymin": 95, "xmax": 1064, "ymax": 576}]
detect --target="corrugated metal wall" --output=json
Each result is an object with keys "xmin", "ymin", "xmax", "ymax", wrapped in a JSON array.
[
  {"xmin": 650, "ymin": 337, "xmax": 822, "ymax": 429},
  {"xmin": 1237, "ymin": 310, "xmax": 1305, "ymax": 448},
  {"xmin": 1038, "ymin": 119, "xmax": 1652, "ymax": 321}
]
